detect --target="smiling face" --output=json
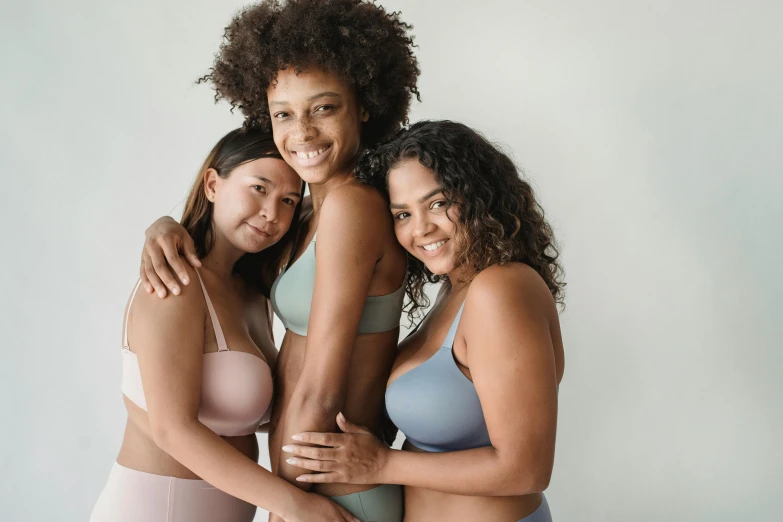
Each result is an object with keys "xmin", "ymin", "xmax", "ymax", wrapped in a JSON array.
[
  {"xmin": 206, "ymin": 157, "xmax": 303, "ymax": 254},
  {"xmin": 267, "ymin": 67, "xmax": 369, "ymax": 185},
  {"xmin": 388, "ymin": 158, "xmax": 460, "ymax": 276}
]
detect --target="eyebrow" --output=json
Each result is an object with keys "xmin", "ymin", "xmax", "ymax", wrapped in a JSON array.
[
  {"xmin": 268, "ymin": 91, "xmax": 342, "ymax": 108},
  {"xmin": 253, "ymin": 176, "xmax": 302, "ymax": 198},
  {"xmin": 390, "ymin": 188, "xmax": 444, "ymax": 209}
]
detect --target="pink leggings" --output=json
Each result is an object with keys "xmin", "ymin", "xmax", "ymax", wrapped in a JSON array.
[{"xmin": 90, "ymin": 462, "xmax": 256, "ymax": 522}]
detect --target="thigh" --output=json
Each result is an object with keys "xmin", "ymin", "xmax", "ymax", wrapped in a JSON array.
[{"xmin": 90, "ymin": 463, "xmax": 256, "ymax": 522}]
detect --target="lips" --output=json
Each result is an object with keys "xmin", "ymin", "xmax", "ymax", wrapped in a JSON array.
[
  {"xmin": 246, "ymin": 223, "xmax": 272, "ymax": 237},
  {"xmin": 417, "ymin": 238, "xmax": 449, "ymax": 257},
  {"xmin": 289, "ymin": 144, "xmax": 332, "ymax": 167}
]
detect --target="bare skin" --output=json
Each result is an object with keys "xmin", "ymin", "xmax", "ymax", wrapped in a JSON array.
[
  {"xmin": 139, "ymin": 68, "xmax": 406, "ymax": 519},
  {"xmin": 124, "ymin": 158, "xmax": 359, "ymax": 522},
  {"xmin": 283, "ymin": 159, "xmax": 565, "ymax": 521}
]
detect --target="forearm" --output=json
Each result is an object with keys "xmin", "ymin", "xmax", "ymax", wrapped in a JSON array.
[
  {"xmin": 276, "ymin": 392, "xmax": 342, "ymax": 488},
  {"xmin": 156, "ymin": 419, "xmax": 306, "ymax": 517},
  {"xmin": 381, "ymin": 446, "xmax": 550, "ymax": 497}
]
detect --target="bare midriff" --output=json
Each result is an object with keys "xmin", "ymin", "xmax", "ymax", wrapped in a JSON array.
[
  {"xmin": 272, "ymin": 329, "xmax": 399, "ymax": 497},
  {"xmin": 400, "ymin": 441, "xmax": 542, "ymax": 522},
  {"xmin": 115, "ymin": 398, "xmax": 259, "ymax": 480}
]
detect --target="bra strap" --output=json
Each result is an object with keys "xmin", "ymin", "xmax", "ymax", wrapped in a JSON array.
[
  {"xmin": 443, "ymin": 301, "xmax": 466, "ymax": 349},
  {"xmin": 195, "ymin": 270, "xmax": 229, "ymax": 352},
  {"xmin": 123, "ymin": 280, "xmax": 143, "ymax": 349}
]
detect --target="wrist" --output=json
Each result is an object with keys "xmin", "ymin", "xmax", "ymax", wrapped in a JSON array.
[
  {"xmin": 377, "ymin": 446, "xmax": 397, "ymax": 484},
  {"xmin": 273, "ymin": 486, "xmax": 309, "ymax": 520}
]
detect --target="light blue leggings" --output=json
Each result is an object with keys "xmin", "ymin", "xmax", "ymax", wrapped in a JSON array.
[{"xmin": 518, "ymin": 495, "xmax": 553, "ymax": 522}]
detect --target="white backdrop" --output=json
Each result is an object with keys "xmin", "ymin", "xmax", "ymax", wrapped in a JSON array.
[{"xmin": 1, "ymin": 1, "xmax": 781, "ymax": 521}]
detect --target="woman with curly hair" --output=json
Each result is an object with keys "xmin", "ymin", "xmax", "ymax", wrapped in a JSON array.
[
  {"xmin": 139, "ymin": 1, "xmax": 419, "ymax": 520},
  {"xmin": 281, "ymin": 120, "xmax": 565, "ymax": 522},
  {"xmin": 90, "ymin": 127, "xmax": 365, "ymax": 522}
]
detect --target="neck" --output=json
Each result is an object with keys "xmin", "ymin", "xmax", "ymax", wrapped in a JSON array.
[
  {"xmin": 309, "ymin": 170, "xmax": 354, "ymax": 213},
  {"xmin": 201, "ymin": 231, "xmax": 244, "ymax": 282},
  {"xmin": 446, "ymin": 265, "xmax": 472, "ymax": 292}
]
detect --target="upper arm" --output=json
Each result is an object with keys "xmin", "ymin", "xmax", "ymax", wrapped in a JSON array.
[
  {"xmin": 130, "ymin": 265, "xmax": 206, "ymax": 431},
  {"xmin": 463, "ymin": 264, "xmax": 559, "ymax": 472},
  {"xmin": 299, "ymin": 186, "xmax": 387, "ymax": 398}
]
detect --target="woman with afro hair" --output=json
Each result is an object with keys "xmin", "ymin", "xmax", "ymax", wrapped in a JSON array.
[
  {"xmin": 281, "ymin": 121, "xmax": 564, "ymax": 522},
  {"xmin": 140, "ymin": 1, "xmax": 418, "ymax": 520}
]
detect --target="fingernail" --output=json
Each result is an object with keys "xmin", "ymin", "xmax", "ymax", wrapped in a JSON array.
[
  {"xmin": 172, "ymin": 287, "xmax": 180, "ymax": 295},
  {"xmin": 286, "ymin": 458, "xmax": 296, "ymax": 464},
  {"xmin": 292, "ymin": 434, "xmax": 303, "ymax": 441},
  {"xmin": 158, "ymin": 291, "xmax": 166, "ymax": 298},
  {"xmin": 281, "ymin": 445, "xmax": 293, "ymax": 452},
  {"xmin": 338, "ymin": 412, "xmax": 346, "ymax": 422},
  {"xmin": 182, "ymin": 277, "xmax": 189, "ymax": 284},
  {"xmin": 295, "ymin": 475, "xmax": 308, "ymax": 482}
]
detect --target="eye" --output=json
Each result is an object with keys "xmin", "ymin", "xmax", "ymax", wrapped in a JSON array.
[
  {"xmin": 315, "ymin": 105, "xmax": 335, "ymax": 113},
  {"xmin": 394, "ymin": 211, "xmax": 411, "ymax": 221},
  {"xmin": 282, "ymin": 197, "xmax": 297, "ymax": 206},
  {"xmin": 252, "ymin": 185, "xmax": 267, "ymax": 194},
  {"xmin": 431, "ymin": 200, "xmax": 447, "ymax": 211},
  {"xmin": 273, "ymin": 111, "xmax": 289, "ymax": 119}
]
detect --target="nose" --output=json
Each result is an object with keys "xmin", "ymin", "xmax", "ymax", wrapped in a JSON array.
[
  {"xmin": 291, "ymin": 113, "xmax": 316, "ymax": 143},
  {"xmin": 260, "ymin": 200, "xmax": 279, "ymax": 224},
  {"xmin": 411, "ymin": 213, "xmax": 435, "ymax": 239}
]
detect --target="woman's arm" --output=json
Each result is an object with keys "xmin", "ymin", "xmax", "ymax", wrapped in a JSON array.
[
  {"xmin": 140, "ymin": 216, "xmax": 201, "ymax": 297},
  {"xmin": 284, "ymin": 264, "xmax": 560, "ymax": 497},
  {"xmin": 131, "ymin": 266, "xmax": 359, "ymax": 522},
  {"xmin": 272, "ymin": 185, "xmax": 388, "ymax": 490}
]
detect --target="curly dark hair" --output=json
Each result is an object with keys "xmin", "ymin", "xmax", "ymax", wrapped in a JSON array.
[
  {"xmin": 199, "ymin": 0, "xmax": 420, "ymax": 146},
  {"xmin": 357, "ymin": 120, "xmax": 566, "ymax": 319}
]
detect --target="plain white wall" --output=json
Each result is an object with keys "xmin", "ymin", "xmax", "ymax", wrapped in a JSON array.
[{"xmin": 1, "ymin": 0, "xmax": 781, "ymax": 520}]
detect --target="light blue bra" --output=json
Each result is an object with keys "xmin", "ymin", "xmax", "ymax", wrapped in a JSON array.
[
  {"xmin": 270, "ymin": 233, "xmax": 405, "ymax": 336},
  {"xmin": 385, "ymin": 302, "xmax": 492, "ymax": 452}
]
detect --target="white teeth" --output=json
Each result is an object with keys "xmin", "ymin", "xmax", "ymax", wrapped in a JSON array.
[
  {"xmin": 296, "ymin": 147, "xmax": 327, "ymax": 159},
  {"xmin": 422, "ymin": 240, "xmax": 447, "ymax": 251}
]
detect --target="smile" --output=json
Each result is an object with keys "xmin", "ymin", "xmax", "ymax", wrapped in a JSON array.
[
  {"xmin": 294, "ymin": 146, "xmax": 329, "ymax": 160},
  {"xmin": 246, "ymin": 223, "xmax": 271, "ymax": 237},
  {"xmin": 421, "ymin": 239, "xmax": 448, "ymax": 252}
]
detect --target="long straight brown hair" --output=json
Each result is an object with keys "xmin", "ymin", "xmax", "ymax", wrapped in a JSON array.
[{"xmin": 181, "ymin": 127, "xmax": 304, "ymax": 297}]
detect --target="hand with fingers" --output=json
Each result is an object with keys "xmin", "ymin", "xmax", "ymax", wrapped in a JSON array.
[
  {"xmin": 282, "ymin": 413, "xmax": 392, "ymax": 486},
  {"xmin": 140, "ymin": 216, "xmax": 201, "ymax": 298}
]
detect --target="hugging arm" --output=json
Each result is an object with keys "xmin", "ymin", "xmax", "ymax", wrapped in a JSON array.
[{"xmin": 140, "ymin": 216, "xmax": 201, "ymax": 298}]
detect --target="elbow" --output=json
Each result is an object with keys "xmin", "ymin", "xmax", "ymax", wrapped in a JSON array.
[
  {"xmin": 495, "ymin": 448, "xmax": 553, "ymax": 496},
  {"xmin": 149, "ymin": 417, "xmax": 188, "ymax": 454},
  {"xmin": 505, "ymin": 466, "xmax": 552, "ymax": 496},
  {"xmin": 291, "ymin": 387, "xmax": 343, "ymax": 424}
]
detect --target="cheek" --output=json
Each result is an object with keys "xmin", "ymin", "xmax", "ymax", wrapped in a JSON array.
[{"xmin": 393, "ymin": 222, "xmax": 416, "ymax": 253}]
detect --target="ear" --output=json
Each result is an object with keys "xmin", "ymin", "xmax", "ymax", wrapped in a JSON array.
[
  {"xmin": 204, "ymin": 168, "xmax": 219, "ymax": 202},
  {"xmin": 360, "ymin": 106, "xmax": 370, "ymax": 123}
]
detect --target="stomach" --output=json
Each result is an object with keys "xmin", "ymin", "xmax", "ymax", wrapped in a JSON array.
[
  {"xmin": 401, "ymin": 441, "xmax": 543, "ymax": 522},
  {"xmin": 115, "ymin": 399, "xmax": 259, "ymax": 480},
  {"xmin": 272, "ymin": 329, "xmax": 399, "ymax": 497}
]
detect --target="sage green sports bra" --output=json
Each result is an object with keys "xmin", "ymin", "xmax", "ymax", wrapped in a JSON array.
[{"xmin": 270, "ymin": 233, "xmax": 405, "ymax": 336}]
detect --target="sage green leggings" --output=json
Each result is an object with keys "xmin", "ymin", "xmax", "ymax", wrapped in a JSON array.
[{"xmin": 328, "ymin": 484, "xmax": 403, "ymax": 522}]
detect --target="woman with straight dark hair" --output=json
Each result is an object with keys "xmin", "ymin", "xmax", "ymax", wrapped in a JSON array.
[{"xmin": 90, "ymin": 127, "xmax": 360, "ymax": 522}]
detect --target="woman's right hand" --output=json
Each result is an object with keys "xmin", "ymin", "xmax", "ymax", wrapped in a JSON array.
[
  {"xmin": 140, "ymin": 216, "xmax": 201, "ymax": 298},
  {"xmin": 282, "ymin": 492, "xmax": 361, "ymax": 522}
]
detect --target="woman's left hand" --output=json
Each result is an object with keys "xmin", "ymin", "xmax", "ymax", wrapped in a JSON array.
[{"xmin": 282, "ymin": 412, "xmax": 391, "ymax": 485}]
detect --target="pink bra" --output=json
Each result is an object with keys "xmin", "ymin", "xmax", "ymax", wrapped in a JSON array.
[{"xmin": 121, "ymin": 271, "xmax": 273, "ymax": 437}]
